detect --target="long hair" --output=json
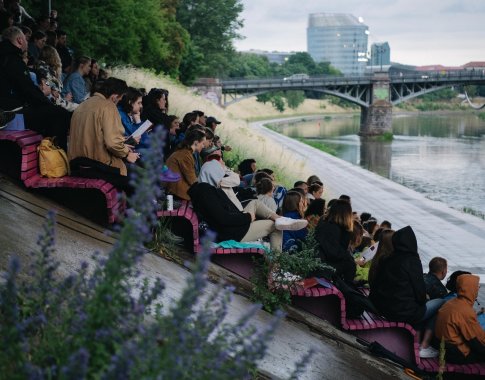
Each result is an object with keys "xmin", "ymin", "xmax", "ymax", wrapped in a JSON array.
[
  {"xmin": 143, "ymin": 88, "xmax": 169, "ymax": 112},
  {"xmin": 282, "ymin": 191, "xmax": 303, "ymax": 216},
  {"xmin": 368, "ymin": 229, "xmax": 395, "ymax": 286},
  {"xmin": 324, "ymin": 199, "xmax": 353, "ymax": 231},
  {"xmin": 39, "ymin": 45, "xmax": 62, "ymax": 79},
  {"xmin": 119, "ymin": 87, "xmax": 143, "ymax": 114}
]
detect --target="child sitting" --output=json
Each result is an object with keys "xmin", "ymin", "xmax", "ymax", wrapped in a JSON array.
[{"xmin": 282, "ymin": 191, "xmax": 308, "ymax": 252}]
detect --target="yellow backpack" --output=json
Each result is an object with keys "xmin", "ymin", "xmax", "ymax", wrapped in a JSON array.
[{"xmin": 37, "ymin": 137, "xmax": 70, "ymax": 178}]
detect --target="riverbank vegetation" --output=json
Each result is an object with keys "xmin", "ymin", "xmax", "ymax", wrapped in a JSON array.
[{"xmin": 0, "ymin": 129, "xmax": 285, "ymax": 379}]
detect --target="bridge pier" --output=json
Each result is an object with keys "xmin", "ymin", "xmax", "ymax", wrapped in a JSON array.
[{"xmin": 359, "ymin": 100, "xmax": 393, "ymax": 136}]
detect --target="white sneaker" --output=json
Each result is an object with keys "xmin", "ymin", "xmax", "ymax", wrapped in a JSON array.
[
  {"xmin": 419, "ymin": 346, "xmax": 439, "ymax": 358},
  {"xmin": 275, "ymin": 217, "xmax": 308, "ymax": 231}
]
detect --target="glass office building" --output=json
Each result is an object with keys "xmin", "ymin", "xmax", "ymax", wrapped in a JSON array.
[
  {"xmin": 307, "ymin": 13, "xmax": 369, "ymax": 75},
  {"xmin": 370, "ymin": 42, "xmax": 391, "ymax": 67}
]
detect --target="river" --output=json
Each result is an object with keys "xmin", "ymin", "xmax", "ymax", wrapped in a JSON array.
[{"xmin": 275, "ymin": 112, "xmax": 485, "ymax": 216}]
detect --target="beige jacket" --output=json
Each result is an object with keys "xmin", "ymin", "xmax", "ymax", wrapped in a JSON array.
[{"xmin": 68, "ymin": 93, "xmax": 130, "ymax": 176}]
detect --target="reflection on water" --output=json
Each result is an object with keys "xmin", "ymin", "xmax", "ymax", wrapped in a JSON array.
[{"xmin": 278, "ymin": 113, "xmax": 485, "ymax": 214}]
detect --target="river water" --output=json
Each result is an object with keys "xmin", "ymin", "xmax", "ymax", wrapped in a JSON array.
[{"xmin": 276, "ymin": 113, "xmax": 485, "ymax": 216}]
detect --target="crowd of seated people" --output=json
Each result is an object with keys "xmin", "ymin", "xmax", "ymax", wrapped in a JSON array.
[{"xmin": 1, "ymin": 5, "xmax": 484, "ymax": 366}]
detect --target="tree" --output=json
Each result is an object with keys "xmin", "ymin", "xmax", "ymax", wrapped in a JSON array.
[
  {"xmin": 227, "ymin": 53, "xmax": 272, "ymax": 79},
  {"xmin": 24, "ymin": 1, "xmax": 189, "ymax": 77},
  {"xmin": 285, "ymin": 90, "xmax": 305, "ymax": 109},
  {"xmin": 271, "ymin": 94, "xmax": 285, "ymax": 112},
  {"xmin": 176, "ymin": 0, "xmax": 244, "ymax": 82}
]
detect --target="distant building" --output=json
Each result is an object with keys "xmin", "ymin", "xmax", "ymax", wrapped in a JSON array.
[
  {"xmin": 415, "ymin": 64, "xmax": 460, "ymax": 71},
  {"xmin": 307, "ymin": 13, "xmax": 369, "ymax": 75},
  {"xmin": 461, "ymin": 61, "xmax": 485, "ymax": 71},
  {"xmin": 370, "ymin": 42, "xmax": 391, "ymax": 68},
  {"xmin": 240, "ymin": 49, "xmax": 293, "ymax": 65}
]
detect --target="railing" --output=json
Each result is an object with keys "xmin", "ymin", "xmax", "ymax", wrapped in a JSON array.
[{"xmin": 217, "ymin": 69, "xmax": 485, "ymax": 90}]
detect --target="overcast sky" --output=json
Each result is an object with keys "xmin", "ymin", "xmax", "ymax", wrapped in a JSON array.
[{"xmin": 234, "ymin": 0, "xmax": 485, "ymax": 66}]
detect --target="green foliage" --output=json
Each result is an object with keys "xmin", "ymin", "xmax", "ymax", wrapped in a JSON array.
[
  {"xmin": 271, "ymin": 94, "xmax": 285, "ymax": 112},
  {"xmin": 297, "ymin": 138, "xmax": 338, "ymax": 156},
  {"xmin": 227, "ymin": 53, "xmax": 272, "ymax": 78},
  {"xmin": 176, "ymin": 0, "xmax": 244, "ymax": 82},
  {"xmin": 328, "ymin": 96, "xmax": 359, "ymax": 109},
  {"xmin": 285, "ymin": 90, "xmax": 305, "ymax": 110},
  {"xmin": 256, "ymin": 93, "xmax": 273, "ymax": 105},
  {"xmin": 48, "ymin": 0, "xmax": 188, "ymax": 76},
  {"xmin": 461, "ymin": 207, "xmax": 485, "ymax": 220},
  {"xmin": 438, "ymin": 337, "xmax": 446, "ymax": 380},
  {"xmin": 375, "ymin": 131, "xmax": 394, "ymax": 142},
  {"xmin": 419, "ymin": 88, "xmax": 456, "ymax": 101},
  {"xmin": 478, "ymin": 113, "xmax": 485, "ymax": 121},
  {"xmin": 251, "ymin": 231, "xmax": 334, "ymax": 313}
]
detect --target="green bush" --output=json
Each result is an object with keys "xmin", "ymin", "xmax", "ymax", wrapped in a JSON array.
[{"xmin": 251, "ymin": 231, "xmax": 335, "ymax": 313}]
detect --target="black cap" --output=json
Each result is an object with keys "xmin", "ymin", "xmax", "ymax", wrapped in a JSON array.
[{"xmin": 206, "ymin": 116, "xmax": 221, "ymax": 125}]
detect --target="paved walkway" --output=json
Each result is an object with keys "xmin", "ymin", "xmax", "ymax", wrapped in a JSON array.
[{"xmin": 252, "ymin": 118, "xmax": 485, "ymax": 305}]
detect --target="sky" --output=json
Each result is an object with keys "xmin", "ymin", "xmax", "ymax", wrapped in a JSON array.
[{"xmin": 234, "ymin": 0, "xmax": 485, "ymax": 67}]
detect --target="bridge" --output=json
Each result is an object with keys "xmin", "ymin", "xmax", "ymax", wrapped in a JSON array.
[{"xmin": 194, "ymin": 70, "xmax": 485, "ymax": 136}]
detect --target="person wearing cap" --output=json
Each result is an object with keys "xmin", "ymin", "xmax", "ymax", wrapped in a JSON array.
[
  {"xmin": 205, "ymin": 116, "xmax": 220, "ymax": 131},
  {"xmin": 206, "ymin": 116, "xmax": 232, "ymax": 153}
]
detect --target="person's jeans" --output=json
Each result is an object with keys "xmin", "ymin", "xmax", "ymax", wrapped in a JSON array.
[{"xmin": 418, "ymin": 298, "xmax": 447, "ymax": 331}]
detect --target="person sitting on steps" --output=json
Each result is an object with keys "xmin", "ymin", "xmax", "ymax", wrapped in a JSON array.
[
  {"xmin": 189, "ymin": 161, "xmax": 308, "ymax": 252},
  {"xmin": 369, "ymin": 226, "xmax": 447, "ymax": 358}
]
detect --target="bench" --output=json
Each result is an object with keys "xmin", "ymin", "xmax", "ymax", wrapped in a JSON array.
[
  {"xmin": 0, "ymin": 130, "xmax": 125, "ymax": 224},
  {"xmin": 291, "ymin": 283, "xmax": 418, "ymax": 361},
  {"xmin": 290, "ymin": 281, "xmax": 485, "ymax": 375},
  {"xmin": 156, "ymin": 200, "xmax": 266, "ymax": 279}
]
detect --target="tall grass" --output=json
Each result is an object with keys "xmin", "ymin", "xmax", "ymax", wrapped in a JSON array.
[{"xmin": 113, "ymin": 67, "xmax": 313, "ymax": 186}]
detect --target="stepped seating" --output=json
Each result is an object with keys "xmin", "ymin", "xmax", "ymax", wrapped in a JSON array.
[
  {"xmin": 0, "ymin": 130, "xmax": 125, "ymax": 224},
  {"xmin": 290, "ymin": 281, "xmax": 485, "ymax": 375},
  {"xmin": 157, "ymin": 200, "xmax": 266, "ymax": 279},
  {"xmin": 3, "ymin": 132, "xmax": 483, "ymax": 376}
]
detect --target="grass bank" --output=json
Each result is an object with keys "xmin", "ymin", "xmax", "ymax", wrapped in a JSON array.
[{"xmin": 112, "ymin": 66, "xmax": 314, "ymax": 187}]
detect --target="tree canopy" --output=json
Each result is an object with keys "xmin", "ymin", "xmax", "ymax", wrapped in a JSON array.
[{"xmin": 22, "ymin": 0, "xmax": 244, "ymax": 83}]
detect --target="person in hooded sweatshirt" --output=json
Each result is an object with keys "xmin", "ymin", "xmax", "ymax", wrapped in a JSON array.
[
  {"xmin": 369, "ymin": 226, "xmax": 446, "ymax": 358},
  {"xmin": 435, "ymin": 274, "xmax": 485, "ymax": 364},
  {"xmin": 189, "ymin": 160, "xmax": 307, "ymax": 252}
]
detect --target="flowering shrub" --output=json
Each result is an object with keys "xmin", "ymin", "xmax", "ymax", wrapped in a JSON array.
[{"xmin": 0, "ymin": 128, "xmax": 284, "ymax": 379}]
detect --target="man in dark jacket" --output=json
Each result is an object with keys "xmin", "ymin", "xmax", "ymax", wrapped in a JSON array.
[{"xmin": 0, "ymin": 26, "xmax": 71, "ymax": 149}]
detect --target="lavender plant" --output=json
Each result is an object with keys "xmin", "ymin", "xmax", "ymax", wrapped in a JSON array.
[{"xmin": 0, "ymin": 128, "xmax": 284, "ymax": 379}]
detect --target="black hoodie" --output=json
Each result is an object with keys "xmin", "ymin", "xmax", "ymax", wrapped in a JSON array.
[
  {"xmin": 369, "ymin": 226, "xmax": 427, "ymax": 324},
  {"xmin": 0, "ymin": 39, "xmax": 51, "ymax": 109},
  {"xmin": 188, "ymin": 182, "xmax": 251, "ymax": 242}
]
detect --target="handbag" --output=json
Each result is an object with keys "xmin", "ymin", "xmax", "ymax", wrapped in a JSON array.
[{"xmin": 38, "ymin": 137, "xmax": 70, "ymax": 178}]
